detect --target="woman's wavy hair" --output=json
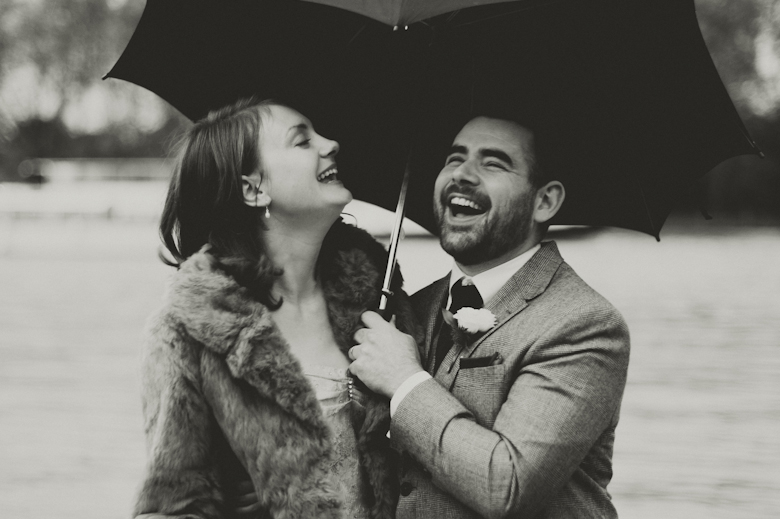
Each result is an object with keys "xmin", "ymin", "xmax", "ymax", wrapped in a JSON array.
[{"xmin": 160, "ymin": 97, "xmax": 283, "ymax": 308}]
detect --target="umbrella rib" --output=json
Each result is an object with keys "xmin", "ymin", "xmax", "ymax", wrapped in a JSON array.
[
  {"xmin": 636, "ymin": 179, "xmax": 660, "ymax": 241},
  {"xmin": 736, "ymin": 123, "xmax": 764, "ymax": 157},
  {"xmin": 348, "ymin": 24, "xmax": 367, "ymax": 45}
]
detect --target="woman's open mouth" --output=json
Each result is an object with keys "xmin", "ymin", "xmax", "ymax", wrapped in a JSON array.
[{"xmin": 317, "ymin": 165, "xmax": 339, "ymax": 183}]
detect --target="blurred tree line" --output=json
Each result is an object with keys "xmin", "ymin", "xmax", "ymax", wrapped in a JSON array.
[
  {"xmin": 0, "ymin": 0, "xmax": 189, "ymax": 181},
  {"xmin": 0, "ymin": 0, "xmax": 778, "ymax": 221}
]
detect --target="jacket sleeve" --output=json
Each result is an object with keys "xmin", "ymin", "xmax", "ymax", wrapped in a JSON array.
[
  {"xmin": 390, "ymin": 302, "xmax": 630, "ymax": 519},
  {"xmin": 133, "ymin": 318, "xmax": 225, "ymax": 519}
]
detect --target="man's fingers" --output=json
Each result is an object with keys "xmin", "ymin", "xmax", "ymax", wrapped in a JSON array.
[
  {"xmin": 361, "ymin": 310, "xmax": 386, "ymax": 328},
  {"xmin": 353, "ymin": 327, "xmax": 370, "ymax": 344},
  {"xmin": 348, "ymin": 345, "xmax": 361, "ymax": 360},
  {"xmin": 362, "ymin": 310, "xmax": 400, "ymax": 330}
]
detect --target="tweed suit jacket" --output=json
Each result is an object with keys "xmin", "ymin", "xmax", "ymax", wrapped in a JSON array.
[{"xmin": 391, "ymin": 241, "xmax": 630, "ymax": 519}]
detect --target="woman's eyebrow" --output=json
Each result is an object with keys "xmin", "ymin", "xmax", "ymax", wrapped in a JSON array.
[{"xmin": 286, "ymin": 123, "xmax": 309, "ymax": 138}]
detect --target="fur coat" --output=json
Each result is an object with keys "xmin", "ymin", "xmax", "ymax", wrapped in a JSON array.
[{"xmin": 133, "ymin": 222, "xmax": 421, "ymax": 519}]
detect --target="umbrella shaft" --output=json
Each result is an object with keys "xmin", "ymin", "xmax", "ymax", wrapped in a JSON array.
[{"xmin": 378, "ymin": 164, "xmax": 411, "ymax": 312}]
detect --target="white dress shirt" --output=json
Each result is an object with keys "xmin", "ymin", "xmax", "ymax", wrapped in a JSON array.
[{"xmin": 390, "ymin": 244, "xmax": 541, "ymax": 416}]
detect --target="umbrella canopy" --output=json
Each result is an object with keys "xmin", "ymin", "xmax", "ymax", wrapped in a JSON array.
[{"xmin": 106, "ymin": 0, "xmax": 761, "ymax": 238}]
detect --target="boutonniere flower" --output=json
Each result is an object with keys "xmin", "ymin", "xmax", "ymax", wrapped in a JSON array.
[
  {"xmin": 452, "ymin": 307, "xmax": 496, "ymax": 334},
  {"xmin": 443, "ymin": 307, "xmax": 497, "ymax": 350}
]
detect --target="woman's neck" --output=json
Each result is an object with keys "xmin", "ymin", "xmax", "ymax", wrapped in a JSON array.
[{"xmin": 261, "ymin": 221, "xmax": 332, "ymax": 306}]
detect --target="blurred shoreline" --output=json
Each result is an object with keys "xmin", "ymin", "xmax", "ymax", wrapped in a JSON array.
[{"xmin": 2, "ymin": 179, "xmax": 778, "ymax": 234}]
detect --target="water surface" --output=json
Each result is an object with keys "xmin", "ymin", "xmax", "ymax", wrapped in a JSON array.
[{"xmin": 1, "ymin": 219, "xmax": 778, "ymax": 518}]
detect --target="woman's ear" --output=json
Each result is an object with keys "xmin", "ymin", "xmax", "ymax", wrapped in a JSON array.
[
  {"xmin": 533, "ymin": 180, "xmax": 566, "ymax": 224},
  {"xmin": 241, "ymin": 175, "xmax": 271, "ymax": 208}
]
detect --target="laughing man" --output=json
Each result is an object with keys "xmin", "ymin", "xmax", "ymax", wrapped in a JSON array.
[{"xmin": 349, "ymin": 115, "xmax": 631, "ymax": 519}]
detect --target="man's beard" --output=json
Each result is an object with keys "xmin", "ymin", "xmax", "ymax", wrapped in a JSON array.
[{"xmin": 434, "ymin": 192, "xmax": 534, "ymax": 266}]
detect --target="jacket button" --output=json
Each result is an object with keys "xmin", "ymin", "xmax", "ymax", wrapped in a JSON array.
[{"xmin": 399, "ymin": 481, "xmax": 414, "ymax": 496}]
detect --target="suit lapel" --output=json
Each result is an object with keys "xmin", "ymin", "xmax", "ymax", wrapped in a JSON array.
[{"xmin": 459, "ymin": 241, "xmax": 565, "ymax": 360}]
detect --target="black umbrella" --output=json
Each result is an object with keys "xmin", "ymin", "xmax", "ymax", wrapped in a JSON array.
[
  {"xmin": 106, "ymin": 0, "xmax": 760, "ymax": 308},
  {"xmin": 106, "ymin": 0, "xmax": 759, "ymax": 235}
]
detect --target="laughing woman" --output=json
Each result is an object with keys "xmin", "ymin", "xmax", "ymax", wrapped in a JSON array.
[{"xmin": 133, "ymin": 98, "xmax": 419, "ymax": 519}]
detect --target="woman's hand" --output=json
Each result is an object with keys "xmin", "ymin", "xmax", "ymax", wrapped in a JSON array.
[{"xmin": 225, "ymin": 479, "xmax": 263, "ymax": 518}]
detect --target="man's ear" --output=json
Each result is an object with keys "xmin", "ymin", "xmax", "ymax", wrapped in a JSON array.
[
  {"xmin": 533, "ymin": 181, "xmax": 565, "ymax": 224},
  {"xmin": 241, "ymin": 175, "xmax": 271, "ymax": 208}
]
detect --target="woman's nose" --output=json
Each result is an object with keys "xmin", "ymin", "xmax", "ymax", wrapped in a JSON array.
[{"xmin": 320, "ymin": 137, "xmax": 339, "ymax": 157}]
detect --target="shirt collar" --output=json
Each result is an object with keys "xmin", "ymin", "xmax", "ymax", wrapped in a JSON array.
[{"xmin": 448, "ymin": 244, "xmax": 541, "ymax": 307}]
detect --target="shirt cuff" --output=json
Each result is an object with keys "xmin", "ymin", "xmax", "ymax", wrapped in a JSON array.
[{"xmin": 390, "ymin": 371, "xmax": 432, "ymax": 417}]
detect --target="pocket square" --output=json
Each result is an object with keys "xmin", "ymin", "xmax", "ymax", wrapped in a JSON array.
[{"xmin": 459, "ymin": 352, "xmax": 504, "ymax": 369}]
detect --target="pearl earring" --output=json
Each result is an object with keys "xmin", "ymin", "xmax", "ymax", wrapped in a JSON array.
[{"xmin": 253, "ymin": 184, "xmax": 270, "ymax": 217}]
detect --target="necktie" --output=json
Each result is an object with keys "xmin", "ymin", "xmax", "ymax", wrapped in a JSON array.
[{"xmin": 434, "ymin": 277, "xmax": 483, "ymax": 373}]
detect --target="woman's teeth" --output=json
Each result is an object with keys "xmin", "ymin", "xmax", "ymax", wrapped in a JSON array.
[{"xmin": 317, "ymin": 167, "xmax": 338, "ymax": 183}]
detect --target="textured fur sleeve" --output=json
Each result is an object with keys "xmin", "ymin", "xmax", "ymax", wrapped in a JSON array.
[
  {"xmin": 390, "ymin": 285, "xmax": 424, "ymax": 348},
  {"xmin": 133, "ymin": 313, "xmax": 224, "ymax": 519}
]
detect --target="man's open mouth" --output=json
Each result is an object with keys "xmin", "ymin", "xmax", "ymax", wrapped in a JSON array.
[
  {"xmin": 317, "ymin": 165, "xmax": 339, "ymax": 183},
  {"xmin": 448, "ymin": 195, "xmax": 487, "ymax": 217}
]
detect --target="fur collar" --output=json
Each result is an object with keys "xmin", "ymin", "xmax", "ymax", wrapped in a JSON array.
[{"xmin": 165, "ymin": 220, "xmax": 394, "ymax": 425}]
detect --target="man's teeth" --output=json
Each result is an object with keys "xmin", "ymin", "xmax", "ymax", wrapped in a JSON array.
[
  {"xmin": 450, "ymin": 197, "xmax": 484, "ymax": 211},
  {"xmin": 317, "ymin": 167, "xmax": 338, "ymax": 181}
]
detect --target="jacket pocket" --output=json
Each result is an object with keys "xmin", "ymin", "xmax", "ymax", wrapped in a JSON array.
[
  {"xmin": 459, "ymin": 352, "xmax": 504, "ymax": 369},
  {"xmin": 452, "ymin": 363, "xmax": 506, "ymax": 429}
]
